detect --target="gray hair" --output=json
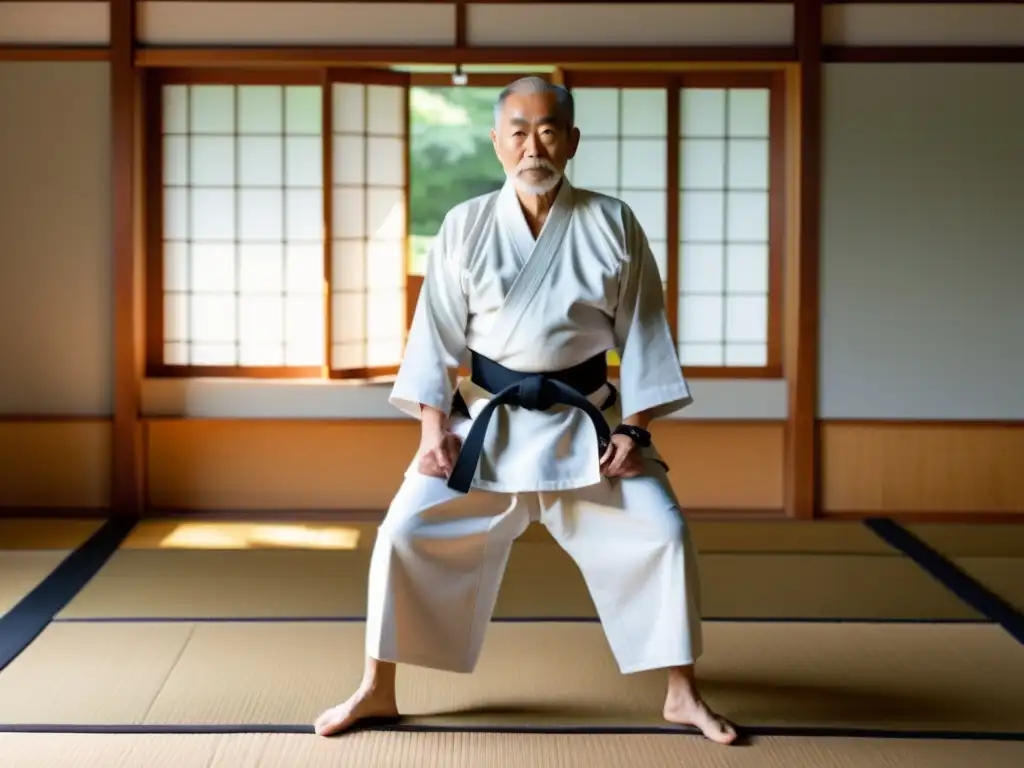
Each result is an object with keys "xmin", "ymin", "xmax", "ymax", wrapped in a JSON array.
[{"xmin": 494, "ymin": 76, "xmax": 575, "ymax": 130}]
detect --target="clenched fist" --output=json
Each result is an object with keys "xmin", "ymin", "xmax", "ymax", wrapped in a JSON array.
[
  {"xmin": 417, "ymin": 429, "xmax": 463, "ymax": 478},
  {"xmin": 599, "ymin": 433, "xmax": 645, "ymax": 478}
]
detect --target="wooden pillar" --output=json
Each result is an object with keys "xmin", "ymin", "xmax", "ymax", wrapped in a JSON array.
[
  {"xmin": 111, "ymin": 0, "xmax": 144, "ymax": 516},
  {"xmin": 784, "ymin": 0, "xmax": 823, "ymax": 519}
]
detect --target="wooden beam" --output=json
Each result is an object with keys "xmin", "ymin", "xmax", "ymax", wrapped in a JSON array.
[
  {"xmin": 135, "ymin": 46, "xmax": 797, "ymax": 68},
  {"xmin": 111, "ymin": 0, "xmax": 144, "ymax": 516},
  {"xmin": 784, "ymin": 0, "xmax": 821, "ymax": 519}
]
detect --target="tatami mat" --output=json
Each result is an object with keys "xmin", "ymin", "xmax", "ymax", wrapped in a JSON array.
[
  {"xmin": 1, "ymin": 621, "xmax": 1021, "ymax": 734},
  {"xmin": 0, "ymin": 732, "xmax": 1021, "ymax": 768},
  {"xmin": 116, "ymin": 519, "xmax": 897, "ymax": 554},
  {"xmin": 53, "ymin": 545, "xmax": 984, "ymax": 620},
  {"xmin": 0, "ymin": 519, "xmax": 102, "ymax": 550},
  {"xmin": 0, "ymin": 551, "xmax": 72, "ymax": 615},
  {"xmin": 907, "ymin": 523, "xmax": 1024, "ymax": 558},
  {"xmin": 950, "ymin": 557, "xmax": 1024, "ymax": 611}
]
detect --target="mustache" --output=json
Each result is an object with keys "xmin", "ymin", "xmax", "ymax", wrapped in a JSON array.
[{"xmin": 517, "ymin": 160, "xmax": 556, "ymax": 174}]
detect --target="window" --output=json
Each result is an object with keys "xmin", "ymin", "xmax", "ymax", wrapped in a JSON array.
[
  {"xmin": 157, "ymin": 76, "xmax": 325, "ymax": 375},
  {"xmin": 330, "ymin": 79, "xmax": 407, "ymax": 372},
  {"xmin": 678, "ymin": 81, "xmax": 776, "ymax": 369},
  {"xmin": 565, "ymin": 83, "xmax": 670, "ymax": 294},
  {"xmin": 146, "ymin": 68, "xmax": 783, "ymax": 380}
]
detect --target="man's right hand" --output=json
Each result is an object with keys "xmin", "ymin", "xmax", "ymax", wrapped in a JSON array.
[
  {"xmin": 417, "ymin": 429, "xmax": 462, "ymax": 478},
  {"xmin": 417, "ymin": 404, "xmax": 461, "ymax": 478}
]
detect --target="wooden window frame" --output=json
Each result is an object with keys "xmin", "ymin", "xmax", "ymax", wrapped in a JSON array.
[
  {"xmin": 145, "ymin": 66, "xmax": 784, "ymax": 381},
  {"xmin": 145, "ymin": 66, "xmax": 413, "ymax": 380}
]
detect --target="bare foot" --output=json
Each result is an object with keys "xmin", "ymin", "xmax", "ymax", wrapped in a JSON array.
[
  {"xmin": 664, "ymin": 696, "xmax": 738, "ymax": 745},
  {"xmin": 314, "ymin": 686, "xmax": 399, "ymax": 737}
]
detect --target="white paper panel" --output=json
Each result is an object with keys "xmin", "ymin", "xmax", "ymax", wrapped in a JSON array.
[
  {"xmin": 331, "ymin": 83, "xmax": 408, "ymax": 371},
  {"xmin": 824, "ymin": 4, "xmax": 1024, "ymax": 46},
  {"xmin": 139, "ymin": 2, "xmax": 455, "ymax": 45},
  {"xmin": 468, "ymin": 3, "xmax": 792, "ymax": 47},
  {"xmin": 161, "ymin": 83, "xmax": 325, "ymax": 368},
  {"xmin": 0, "ymin": 2, "xmax": 109, "ymax": 45},
  {"xmin": 678, "ymin": 86, "xmax": 773, "ymax": 369},
  {"xmin": 566, "ymin": 87, "xmax": 668, "ymax": 283}
]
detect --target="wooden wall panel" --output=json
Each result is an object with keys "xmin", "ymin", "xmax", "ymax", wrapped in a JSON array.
[
  {"xmin": 137, "ymin": 1, "xmax": 455, "ymax": 46},
  {"xmin": 467, "ymin": 3, "xmax": 793, "ymax": 47},
  {"xmin": 821, "ymin": 422, "xmax": 1024, "ymax": 515},
  {"xmin": 0, "ymin": 2, "xmax": 110, "ymax": 46},
  {"xmin": 823, "ymin": 4, "xmax": 1024, "ymax": 47},
  {"xmin": 146, "ymin": 419, "xmax": 785, "ymax": 513},
  {"xmin": 0, "ymin": 420, "xmax": 112, "ymax": 509}
]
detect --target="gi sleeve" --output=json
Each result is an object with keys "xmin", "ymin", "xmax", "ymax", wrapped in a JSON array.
[
  {"xmin": 389, "ymin": 213, "xmax": 469, "ymax": 419},
  {"xmin": 613, "ymin": 206, "xmax": 693, "ymax": 421}
]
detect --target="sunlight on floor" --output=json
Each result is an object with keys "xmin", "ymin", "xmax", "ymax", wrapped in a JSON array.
[{"xmin": 157, "ymin": 523, "xmax": 362, "ymax": 550}]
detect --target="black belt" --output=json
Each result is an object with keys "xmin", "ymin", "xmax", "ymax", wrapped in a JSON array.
[{"xmin": 446, "ymin": 352, "xmax": 615, "ymax": 494}]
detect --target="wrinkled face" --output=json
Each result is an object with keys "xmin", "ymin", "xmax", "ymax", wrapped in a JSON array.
[{"xmin": 491, "ymin": 89, "xmax": 580, "ymax": 196}]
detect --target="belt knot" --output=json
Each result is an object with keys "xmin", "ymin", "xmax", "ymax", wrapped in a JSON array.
[{"xmin": 516, "ymin": 376, "xmax": 557, "ymax": 411}]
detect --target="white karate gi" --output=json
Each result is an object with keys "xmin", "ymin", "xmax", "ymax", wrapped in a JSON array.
[{"xmin": 369, "ymin": 179, "xmax": 702, "ymax": 675}]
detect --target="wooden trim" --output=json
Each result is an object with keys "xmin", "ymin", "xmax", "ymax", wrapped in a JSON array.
[
  {"xmin": 821, "ymin": 512, "xmax": 1024, "ymax": 525},
  {"xmin": 454, "ymin": 0, "xmax": 467, "ymax": 50},
  {"xmin": 402, "ymin": 72, "xmax": 413, "ymax": 347},
  {"xmin": 665, "ymin": 83, "xmax": 680, "ymax": 349},
  {"xmin": 822, "ymin": 0, "xmax": 1021, "ymax": 4},
  {"xmin": 0, "ymin": 415, "xmax": 113, "ymax": 423},
  {"xmin": 0, "ymin": 47, "xmax": 109, "ymax": 61},
  {"xmin": 151, "ymin": 68, "xmax": 325, "ymax": 85},
  {"xmin": 564, "ymin": 71, "xmax": 676, "ymax": 88},
  {"xmin": 136, "ymin": 47, "xmax": 798, "ymax": 68},
  {"xmin": 111, "ymin": 0, "xmax": 144, "ymax": 517},
  {"xmin": 783, "ymin": 0, "xmax": 822, "ymax": 521},
  {"xmin": 144, "ymin": 72, "xmax": 164, "ymax": 384},
  {"xmin": 683, "ymin": 365, "xmax": 784, "ymax": 379},
  {"xmin": 823, "ymin": 46, "xmax": 1024, "ymax": 64},
  {"xmin": 321, "ymin": 69, "xmax": 334, "ymax": 377},
  {"xmin": 327, "ymin": 366, "xmax": 402, "ymax": 380},
  {"xmin": 149, "ymin": 365, "xmax": 324, "ymax": 379},
  {"xmin": 123, "ymin": 0, "xmax": 791, "ymax": 3},
  {"xmin": 766, "ymin": 69, "xmax": 787, "ymax": 376},
  {"xmin": 408, "ymin": 72, "xmax": 550, "ymax": 87},
  {"xmin": 821, "ymin": 419, "xmax": 1024, "ymax": 428}
]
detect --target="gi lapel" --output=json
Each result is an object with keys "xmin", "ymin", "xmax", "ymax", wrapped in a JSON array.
[{"xmin": 486, "ymin": 179, "xmax": 575, "ymax": 353}]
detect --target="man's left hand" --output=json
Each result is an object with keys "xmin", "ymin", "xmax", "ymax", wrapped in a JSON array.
[{"xmin": 599, "ymin": 433, "xmax": 645, "ymax": 478}]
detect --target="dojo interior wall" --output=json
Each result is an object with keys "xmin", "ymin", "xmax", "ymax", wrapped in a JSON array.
[
  {"xmin": 0, "ymin": 1, "xmax": 1020, "ymax": 519},
  {"xmin": 818, "ymin": 63, "xmax": 1024, "ymax": 516},
  {"xmin": 0, "ymin": 61, "xmax": 114, "ymax": 510}
]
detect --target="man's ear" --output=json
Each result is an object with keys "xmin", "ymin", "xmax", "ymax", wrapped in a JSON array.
[{"xmin": 566, "ymin": 126, "xmax": 581, "ymax": 160}]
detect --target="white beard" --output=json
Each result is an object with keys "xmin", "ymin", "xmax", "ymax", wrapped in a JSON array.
[{"xmin": 509, "ymin": 170, "xmax": 562, "ymax": 197}]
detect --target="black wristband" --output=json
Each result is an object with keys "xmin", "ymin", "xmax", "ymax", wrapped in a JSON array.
[{"xmin": 613, "ymin": 424, "xmax": 651, "ymax": 447}]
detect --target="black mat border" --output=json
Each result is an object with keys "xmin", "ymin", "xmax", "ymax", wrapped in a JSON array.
[
  {"xmin": 864, "ymin": 518, "xmax": 1024, "ymax": 646},
  {"xmin": 0, "ymin": 517, "xmax": 137, "ymax": 674},
  {"xmin": 48, "ymin": 615, "xmax": 991, "ymax": 624},
  {"xmin": 0, "ymin": 722, "xmax": 1021, "ymax": 743}
]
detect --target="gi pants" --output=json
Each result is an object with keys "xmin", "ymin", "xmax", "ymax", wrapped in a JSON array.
[{"xmin": 364, "ymin": 462, "xmax": 702, "ymax": 675}]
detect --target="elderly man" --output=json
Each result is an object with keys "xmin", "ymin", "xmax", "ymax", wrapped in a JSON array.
[{"xmin": 315, "ymin": 76, "xmax": 736, "ymax": 745}]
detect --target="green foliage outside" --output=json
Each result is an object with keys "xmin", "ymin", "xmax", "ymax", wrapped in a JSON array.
[{"xmin": 408, "ymin": 87, "xmax": 507, "ymax": 274}]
